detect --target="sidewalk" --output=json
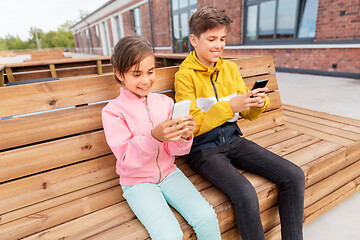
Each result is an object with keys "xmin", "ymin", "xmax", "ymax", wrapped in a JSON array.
[{"xmin": 276, "ymin": 72, "xmax": 360, "ymax": 240}]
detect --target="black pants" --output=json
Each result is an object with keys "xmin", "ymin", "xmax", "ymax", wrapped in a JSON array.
[{"xmin": 187, "ymin": 137, "xmax": 305, "ymax": 240}]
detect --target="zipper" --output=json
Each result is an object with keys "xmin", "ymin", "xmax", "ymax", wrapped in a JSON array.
[
  {"xmin": 210, "ymin": 71, "xmax": 219, "ymax": 101},
  {"xmin": 210, "ymin": 71, "xmax": 225, "ymax": 143},
  {"xmin": 144, "ymin": 97, "xmax": 162, "ymax": 184}
]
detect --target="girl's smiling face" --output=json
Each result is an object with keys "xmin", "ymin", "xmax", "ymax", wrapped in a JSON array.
[{"xmin": 115, "ymin": 55, "xmax": 156, "ymax": 98}]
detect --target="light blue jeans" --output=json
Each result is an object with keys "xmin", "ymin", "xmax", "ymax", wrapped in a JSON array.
[{"xmin": 122, "ymin": 168, "xmax": 221, "ymax": 240}]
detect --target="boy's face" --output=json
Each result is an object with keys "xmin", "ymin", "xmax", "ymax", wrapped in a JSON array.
[{"xmin": 190, "ymin": 26, "xmax": 227, "ymax": 67}]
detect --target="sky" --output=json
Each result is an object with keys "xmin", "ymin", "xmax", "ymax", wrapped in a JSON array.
[{"xmin": 0, "ymin": 0, "xmax": 110, "ymax": 40}]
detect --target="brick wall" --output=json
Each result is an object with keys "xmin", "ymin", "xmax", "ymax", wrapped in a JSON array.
[
  {"xmin": 224, "ymin": 48, "xmax": 360, "ymax": 74},
  {"xmin": 316, "ymin": 0, "xmax": 360, "ymax": 41},
  {"xmin": 151, "ymin": 0, "xmax": 171, "ymax": 47},
  {"xmin": 140, "ymin": 3, "xmax": 152, "ymax": 45},
  {"xmin": 198, "ymin": 0, "xmax": 244, "ymax": 45}
]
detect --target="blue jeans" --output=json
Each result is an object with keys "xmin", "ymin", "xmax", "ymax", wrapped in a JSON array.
[
  {"xmin": 188, "ymin": 137, "xmax": 305, "ymax": 240},
  {"xmin": 122, "ymin": 168, "xmax": 221, "ymax": 240}
]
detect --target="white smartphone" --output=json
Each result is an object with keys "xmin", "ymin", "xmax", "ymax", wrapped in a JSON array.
[{"xmin": 171, "ymin": 99, "xmax": 191, "ymax": 119}]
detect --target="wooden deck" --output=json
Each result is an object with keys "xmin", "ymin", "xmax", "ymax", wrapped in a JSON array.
[{"xmin": 0, "ymin": 55, "xmax": 359, "ymax": 239}]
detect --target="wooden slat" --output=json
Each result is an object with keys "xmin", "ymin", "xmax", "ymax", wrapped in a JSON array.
[
  {"xmin": 231, "ymin": 55, "xmax": 275, "ymax": 78},
  {"xmin": 267, "ymin": 134, "xmax": 321, "ymax": 157},
  {"xmin": 0, "ymin": 103, "xmax": 105, "ymax": 151},
  {"xmin": 304, "ymin": 160, "xmax": 360, "ymax": 207},
  {"xmin": 10, "ymin": 71, "xmax": 52, "ymax": 82},
  {"xmin": 0, "ymin": 179, "xmax": 118, "ymax": 225},
  {"xmin": 302, "ymin": 142, "xmax": 360, "ymax": 187},
  {"xmin": 285, "ymin": 121, "xmax": 355, "ymax": 146},
  {"xmin": 49, "ymin": 64, "xmax": 57, "ymax": 78},
  {"xmin": 283, "ymin": 140, "xmax": 342, "ymax": 167},
  {"xmin": 0, "ymin": 74, "xmax": 118, "ymax": 118},
  {"xmin": 152, "ymin": 66, "xmax": 178, "ymax": 92},
  {"xmin": 0, "ymin": 186, "xmax": 123, "ymax": 240},
  {"xmin": 285, "ymin": 114, "xmax": 360, "ymax": 141},
  {"xmin": 283, "ymin": 104, "xmax": 360, "ymax": 127},
  {"xmin": 0, "ymin": 130, "xmax": 111, "ymax": 182},
  {"xmin": 4, "ymin": 56, "xmax": 110, "ymax": 68},
  {"xmin": 0, "ymin": 67, "xmax": 4, "ymax": 87},
  {"xmin": 5, "ymin": 67, "xmax": 15, "ymax": 82},
  {"xmin": 97, "ymin": 60, "xmax": 103, "ymax": 75},
  {"xmin": 56, "ymin": 66, "xmax": 98, "ymax": 78},
  {"xmin": 250, "ymin": 128, "xmax": 302, "ymax": 148},
  {"xmin": 304, "ymin": 175, "xmax": 360, "ymax": 225},
  {"xmin": 0, "ymin": 155, "xmax": 117, "ymax": 214},
  {"xmin": 284, "ymin": 108, "xmax": 360, "ymax": 134},
  {"xmin": 238, "ymin": 109, "xmax": 285, "ymax": 136}
]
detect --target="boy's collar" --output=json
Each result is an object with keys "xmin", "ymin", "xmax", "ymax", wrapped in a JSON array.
[{"xmin": 191, "ymin": 51, "xmax": 223, "ymax": 70}]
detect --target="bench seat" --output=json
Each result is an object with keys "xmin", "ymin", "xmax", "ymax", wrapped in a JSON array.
[{"xmin": 0, "ymin": 55, "xmax": 359, "ymax": 239}]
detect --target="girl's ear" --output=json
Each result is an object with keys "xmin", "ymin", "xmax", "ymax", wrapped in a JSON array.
[
  {"xmin": 189, "ymin": 34, "xmax": 197, "ymax": 48},
  {"xmin": 114, "ymin": 69, "xmax": 122, "ymax": 82}
]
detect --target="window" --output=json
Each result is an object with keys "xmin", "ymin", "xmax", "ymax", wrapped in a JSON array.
[
  {"xmin": 171, "ymin": 0, "xmax": 197, "ymax": 53},
  {"xmin": 132, "ymin": 8, "xmax": 142, "ymax": 35},
  {"xmin": 244, "ymin": 0, "xmax": 319, "ymax": 43},
  {"xmin": 94, "ymin": 25, "xmax": 100, "ymax": 47},
  {"xmin": 114, "ymin": 15, "xmax": 122, "ymax": 40},
  {"xmin": 85, "ymin": 29, "xmax": 91, "ymax": 51},
  {"xmin": 75, "ymin": 33, "xmax": 80, "ymax": 49}
]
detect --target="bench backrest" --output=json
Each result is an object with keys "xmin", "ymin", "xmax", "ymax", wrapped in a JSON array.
[{"xmin": 0, "ymin": 55, "xmax": 282, "ymax": 226}]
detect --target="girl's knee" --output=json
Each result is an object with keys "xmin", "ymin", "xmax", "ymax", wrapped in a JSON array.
[
  {"xmin": 150, "ymin": 225, "xmax": 183, "ymax": 240},
  {"xmin": 191, "ymin": 205, "xmax": 221, "ymax": 239}
]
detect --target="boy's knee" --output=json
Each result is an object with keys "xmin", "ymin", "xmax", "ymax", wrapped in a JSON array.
[{"xmin": 232, "ymin": 188, "xmax": 259, "ymax": 212}]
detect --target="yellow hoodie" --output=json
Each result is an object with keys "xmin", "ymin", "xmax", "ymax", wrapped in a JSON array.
[{"xmin": 174, "ymin": 51, "xmax": 270, "ymax": 137}]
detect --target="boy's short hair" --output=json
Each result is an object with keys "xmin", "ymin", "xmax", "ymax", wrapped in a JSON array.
[
  {"xmin": 111, "ymin": 35, "xmax": 154, "ymax": 82},
  {"xmin": 189, "ymin": 6, "xmax": 233, "ymax": 37}
]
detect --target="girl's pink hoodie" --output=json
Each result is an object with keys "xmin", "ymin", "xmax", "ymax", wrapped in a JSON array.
[{"xmin": 102, "ymin": 87, "xmax": 193, "ymax": 186}]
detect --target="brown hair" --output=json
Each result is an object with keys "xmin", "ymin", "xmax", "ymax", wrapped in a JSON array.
[
  {"xmin": 189, "ymin": 6, "xmax": 233, "ymax": 37},
  {"xmin": 111, "ymin": 35, "xmax": 154, "ymax": 83}
]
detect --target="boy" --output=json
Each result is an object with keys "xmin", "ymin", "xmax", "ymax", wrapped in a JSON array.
[{"xmin": 174, "ymin": 6, "xmax": 305, "ymax": 240}]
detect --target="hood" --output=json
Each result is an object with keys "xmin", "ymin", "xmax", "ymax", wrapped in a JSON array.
[{"xmin": 180, "ymin": 51, "xmax": 224, "ymax": 76}]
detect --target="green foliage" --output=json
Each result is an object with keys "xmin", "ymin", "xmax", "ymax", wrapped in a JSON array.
[{"xmin": 2, "ymin": 21, "xmax": 75, "ymax": 50}]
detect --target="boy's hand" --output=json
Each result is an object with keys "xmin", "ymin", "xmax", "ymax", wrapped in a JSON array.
[
  {"xmin": 251, "ymin": 87, "xmax": 268, "ymax": 108},
  {"xmin": 229, "ymin": 87, "xmax": 268, "ymax": 113},
  {"xmin": 151, "ymin": 118, "xmax": 190, "ymax": 142}
]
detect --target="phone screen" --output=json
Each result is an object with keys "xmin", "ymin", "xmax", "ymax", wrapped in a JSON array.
[
  {"xmin": 171, "ymin": 99, "xmax": 191, "ymax": 119},
  {"xmin": 251, "ymin": 79, "xmax": 269, "ymax": 90}
]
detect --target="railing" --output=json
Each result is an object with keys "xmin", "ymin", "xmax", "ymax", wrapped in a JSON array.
[{"xmin": 0, "ymin": 54, "xmax": 266, "ymax": 87}]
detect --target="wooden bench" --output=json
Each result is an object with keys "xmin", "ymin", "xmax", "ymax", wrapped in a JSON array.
[{"xmin": 0, "ymin": 55, "xmax": 359, "ymax": 239}]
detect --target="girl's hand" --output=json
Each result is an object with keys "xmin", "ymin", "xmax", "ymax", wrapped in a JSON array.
[
  {"xmin": 151, "ymin": 118, "xmax": 189, "ymax": 142},
  {"xmin": 180, "ymin": 115, "xmax": 196, "ymax": 140}
]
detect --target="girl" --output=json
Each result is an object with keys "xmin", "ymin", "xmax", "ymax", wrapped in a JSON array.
[{"xmin": 102, "ymin": 35, "xmax": 221, "ymax": 240}]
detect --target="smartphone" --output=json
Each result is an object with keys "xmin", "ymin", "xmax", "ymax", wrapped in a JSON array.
[
  {"xmin": 251, "ymin": 78, "xmax": 269, "ymax": 90},
  {"xmin": 171, "ymin": 99, "xmax": 191, "ymax": 119}
]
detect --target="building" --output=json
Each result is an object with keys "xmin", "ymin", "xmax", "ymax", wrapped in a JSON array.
[{"xmin": 70, "ymin": 0, "xmax": 360, "ymax": 78}]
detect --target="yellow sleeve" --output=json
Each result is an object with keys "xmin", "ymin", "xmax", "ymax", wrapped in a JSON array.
[{"xmin": 174, "ymin": 72, "xmax": 235, "ymax": 137}]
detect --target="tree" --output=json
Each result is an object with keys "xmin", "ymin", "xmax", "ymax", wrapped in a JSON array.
[
  {"xmin": 1, "ymin": 20, "xmax": 76, "ymax": 50},
  {"xmin": 0, "ymin": 38, "xmax": 8, "ymax": 51}
]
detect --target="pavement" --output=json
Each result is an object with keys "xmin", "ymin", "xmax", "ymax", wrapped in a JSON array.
[{"xmin": 276, "ymin": 72, "xmax": 360, "ymax": 240}]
